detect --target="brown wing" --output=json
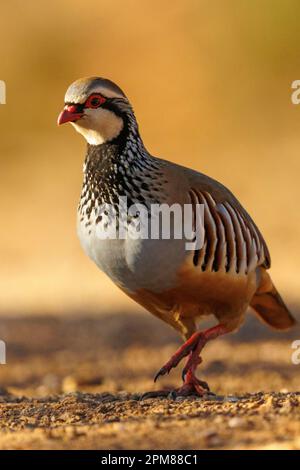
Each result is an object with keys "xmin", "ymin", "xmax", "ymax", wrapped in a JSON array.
[{"xmin": 184, "ymin": 171, "xmax": 270, "ymax": 275}]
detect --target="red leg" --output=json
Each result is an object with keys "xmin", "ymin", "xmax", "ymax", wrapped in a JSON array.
[
  {"xmin": 172, "ymin": 353, "xmax": 210, "ymax": 396},
  {"xmin": 154, "ymin": 330, "xmax": 201, "ymax": 382},
  {"xmin": 181, "ymin": 324, "xmax": 227, "ymax": 381},
  {"xmin": 154, "ymin": 324, "xmax": 227, "ymax": 396}
]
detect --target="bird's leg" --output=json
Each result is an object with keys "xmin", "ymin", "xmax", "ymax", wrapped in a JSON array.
[
  {"xmin": 154, "ymin": 324, "xmax": 227, "ymax": 397},
  {"xmin": 172, "ymin": 353, "xmax": 210, "ymax": 396},
  {"xmin": 154, "ymin": 330, "xmax": 201, "ymax": 382},
  {"xmin": 181, "ymin": 324, "xmax": 227, "ymax": 381}
]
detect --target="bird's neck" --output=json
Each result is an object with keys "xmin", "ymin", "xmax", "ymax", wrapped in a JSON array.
[
  {"xmin": 81, "ymin": 120, "xmax": 160, "ymax": 208},
  {"xmin": 84, "ymin": 124, "xmax": 151, "ymax": 175}
]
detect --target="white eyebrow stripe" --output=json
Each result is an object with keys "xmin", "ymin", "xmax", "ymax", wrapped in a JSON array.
[
  {"xmin": 65, "ymin": 86, "xmax": 127, "ymax": 104},
  {"xmin": 88, "ymin": 86, "xmax": 127, "ymax": 99}
]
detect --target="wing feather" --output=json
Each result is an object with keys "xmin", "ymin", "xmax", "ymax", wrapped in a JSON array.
[{"xmin": 186, "ymin": 176, "xmax": 270, "ymax": 274}]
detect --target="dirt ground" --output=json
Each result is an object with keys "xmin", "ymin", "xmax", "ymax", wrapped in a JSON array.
[{"xmin": 0, "ymin": 312, "xmax": 299, "ymax": 450}]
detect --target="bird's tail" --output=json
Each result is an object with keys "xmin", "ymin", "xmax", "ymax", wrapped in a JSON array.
[{"xmin": 250, "ymin": 281, "xmax": 296, "ymax": 330}]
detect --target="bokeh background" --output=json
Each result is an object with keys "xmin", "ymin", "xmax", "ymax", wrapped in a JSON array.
[
  {"xmin": 1, "ymin": 3, "xmax": 300, "ymax": 449},
  {"xmin": 1, "ymin": 0, "xmax": 300, "ymax": 316}
]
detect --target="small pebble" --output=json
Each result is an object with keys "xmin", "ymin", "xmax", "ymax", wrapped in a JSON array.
[
  {"xmin": 228, "ymin": 417, "xmax": 243, "ymax": 428},
  {"xmin": 62, "ymin": 376, "xmax": 78, "ymax": 393}
]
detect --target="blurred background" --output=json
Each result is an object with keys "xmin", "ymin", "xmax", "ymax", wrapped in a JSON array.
[
  {"xmin": 1, "ymin": 3, "xmax": 300, "ymax": 449},
  {"xmin": 0, "ymin": 0, "xmax": 300, "ymax": 317}
]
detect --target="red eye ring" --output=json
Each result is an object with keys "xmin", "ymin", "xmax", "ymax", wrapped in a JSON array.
[{"xmin": 85, "ymin": 94, "xmax": 106, "ymax": 108}]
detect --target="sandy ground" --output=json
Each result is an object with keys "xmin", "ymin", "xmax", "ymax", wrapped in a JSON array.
[{"xmin": 0, "ymin": 312, "xmax": 299, "ymax": 450}]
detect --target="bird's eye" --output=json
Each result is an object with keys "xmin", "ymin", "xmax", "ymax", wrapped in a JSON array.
[{"xmin": 85, "ymin": 94, "xmax": 106, "ymax": 108}]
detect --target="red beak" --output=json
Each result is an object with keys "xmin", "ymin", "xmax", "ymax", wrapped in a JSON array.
[{"xmin": 57, "ymin": 105, "xmax": 83, "ymax": 125}]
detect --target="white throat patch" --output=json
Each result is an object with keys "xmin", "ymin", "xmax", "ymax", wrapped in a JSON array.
[{"xmin": 72, "ymin": 108, "xmax": 124, "ymax": 145}]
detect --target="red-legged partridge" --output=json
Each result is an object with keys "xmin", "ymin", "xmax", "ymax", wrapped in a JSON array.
[{"xmin": 58, "ymin": 77, "xmax": 295, "ymax": 396}]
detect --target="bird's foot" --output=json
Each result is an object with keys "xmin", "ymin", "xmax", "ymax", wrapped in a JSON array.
[
  {"xmin": 170, "ymin": 371, "xmax": 211, "ymax": 398},
  {"xmin": 154, "ymin": 331, "xmax": 202, "ymax": 382},
  {"xmin": 154, "ymin": 325, "xmax": 227, "ymax": 398},
  {"xmin": 141, "ymin": 374, "xmax": 211, "ymax": 400},
  {"xmin": 140, "ymin": 390, "xmax": 171, "ymax": 400},
  {"xmin": 154, "ymin": 324, "xmax": 227, "ymax": 383},
  {"xmin": 154, "ymin": 349, "xmax": 211, "ymax": 398}
]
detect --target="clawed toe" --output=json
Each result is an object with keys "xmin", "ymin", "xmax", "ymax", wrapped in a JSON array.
[
  {"xmin": 171, "ymin": 383, "xmax": 208, "ymax": 398},
  {"xmin": 173, "ymin": 373, "xmax": 211, "ymax": 397},
  {"xmin": 154, "ymin": 366, "xmax": 169, "ymax": 382},
  {"xmin": 140, "ymin": 390, "xmax": 171, "ymax": 400},
  {"xmin": 197, "ymin": 379, "xmax": 210, "ymax": 391}
]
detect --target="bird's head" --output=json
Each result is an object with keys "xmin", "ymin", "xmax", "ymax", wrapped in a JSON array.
[{"xmin": 57, "ymin": 77, "xmax": 133, "ymax": 145}]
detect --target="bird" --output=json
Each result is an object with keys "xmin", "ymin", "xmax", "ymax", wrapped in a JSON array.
[{"xmin": 58, "ymin": 76, "xmax": 295, "ymax": 396}]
